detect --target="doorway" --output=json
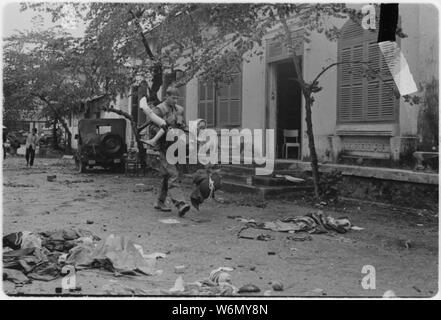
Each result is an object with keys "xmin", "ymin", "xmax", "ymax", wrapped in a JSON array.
[{"xmin": 276, "ymin": 59, "xmax": 302, "ymax": 159}]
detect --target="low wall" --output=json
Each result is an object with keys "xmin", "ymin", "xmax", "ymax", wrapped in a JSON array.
[
  {"xmin": 285, "ymin": 160, "xmax": 438, "ymax": 209},
  {"xmin": 337, "ymin": 176, "xmax": 438, "ymax": 209}
]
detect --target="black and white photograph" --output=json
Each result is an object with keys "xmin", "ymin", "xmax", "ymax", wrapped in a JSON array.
[{"xmin": 1, "ymin": 1, "xmax": 439, "ymax": 302}]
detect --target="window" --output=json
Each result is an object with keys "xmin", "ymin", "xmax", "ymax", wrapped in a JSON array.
[
  {"xmin": 266, "ymin": 30, "xmax": 304, "ymax": 63},
  {"xmin": 198, "ymin": 72, "xmax": 242, "ymax": 127},
  {"xmin": 96, "ymin": 125, "xmax": 111, "ymax": 134},
  {"xmin": 337, "ymin": 19, "xmax": 398, "ymax": 123}
]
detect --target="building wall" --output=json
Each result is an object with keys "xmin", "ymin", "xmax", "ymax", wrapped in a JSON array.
[
  {"xmin": 185, "ymin": 78, "xmax": 199, "ymax": 122},
  {"xmin": 398, "ymin": 4, "xmax": 438, "ymax": 137},
  {"xmin": 241, "ymin": 51, "xmax": 266, "ymax": 132}
]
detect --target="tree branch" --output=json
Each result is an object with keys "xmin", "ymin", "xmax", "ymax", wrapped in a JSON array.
[
  {"xmin": 311, "ymin": 60, "xmax": 400, "ymax": 98},
  {"xmin": 32, "ymin": 93, "xmax": 72, "ymax": 140},
  {"xmin": 128, "ymin": 9, "xmax": 155, "ymax": 60}
]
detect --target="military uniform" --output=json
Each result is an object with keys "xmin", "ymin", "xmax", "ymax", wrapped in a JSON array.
[{"xmin": 150, "ymin": 102, "xmax": 188, "ymax": 211}]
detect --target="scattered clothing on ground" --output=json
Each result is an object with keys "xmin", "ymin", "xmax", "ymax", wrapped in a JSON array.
[
  {"xmin": 2, "ymin": 229, "xmax": 160, "ymax": 285},
  {"xmin": 240, "ymin": 210, "xmax": 361, "ymax": 235}
]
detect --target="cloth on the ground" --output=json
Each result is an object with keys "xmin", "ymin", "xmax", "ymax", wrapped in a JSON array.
[
  {"xmin": 245, "ymin": 211, "xmax": 352, "ymax": 234},
  {"xmin": 3, "ymin": 228, "xmax": 99, "ymax": 252},
  {"xmin": 3, "ymin": 231, "xmax": 42, "ymax": 250},
  {"xmin": 39, "ymin": 229, "xmax": 99, "ymax": 252},
  {"xmin": 3, "ymin": 229, "xmax": 157, "ymax": 285},
  {"xmin": 102, "ymin": 282, "xmax": 150, "ymax": 295},
  {"xmin": 70, "ymin": 234, "xmax": 157, "ymax": 276},
  {"xmin": 65, "ymin": 243, "xmax": 95, "ymax": 267},
  {"xmin": 3, "ymin": 247, "xmax": 61, "ymax": 281},
  {"xmin": 3, "ymin": 268, "xmax": 31, "ymax": 284},
  {"xmin": 168, "ymin": 267, "xmax": 238, "ymax": 296}
]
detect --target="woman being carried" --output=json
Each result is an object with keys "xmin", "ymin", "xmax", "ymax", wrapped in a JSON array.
[{"xmin": 139, "ymin": 94, "xmax": 168, "ymax": 147}]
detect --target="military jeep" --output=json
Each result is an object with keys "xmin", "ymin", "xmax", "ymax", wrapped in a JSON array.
[{"xmin": 74, "ymin": 119, "xmax": 127, "ymax": 173}]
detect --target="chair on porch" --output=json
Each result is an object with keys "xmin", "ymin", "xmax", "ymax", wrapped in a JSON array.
[{"xmin": 282, "ymin": 129, "xmax": 300, "ymax": 159}]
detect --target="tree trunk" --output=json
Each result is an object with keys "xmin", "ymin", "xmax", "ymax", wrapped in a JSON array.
[
  {"xmin": 57, "ymin": 116, "xmax": 72, "ymax": 153},
  {"xmin": 278, "ymin": 14, "xmax": 321, "ymax": 199},
  {"xmin": 304, "ymin": 95, "xmax": 320, "ymax": 199},
  {"xmin": 52, "ymin": 118, "xmax": 58, "ymax": 149},
  {"xmin": 129, "ymin": 10, "xmax": 163, "ymax": 105},
  {"xmin": 35, "ymin": 96, "xmax": 72, "ymax": 152},
  {"xmin": 149, "ymin": 63, "xmax": 163, "ymax": 105}
]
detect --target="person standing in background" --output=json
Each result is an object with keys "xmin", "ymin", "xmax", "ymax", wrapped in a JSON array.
[{"xmin": 25, "ymin": 128, "xmax": 39, "ymax": 167}]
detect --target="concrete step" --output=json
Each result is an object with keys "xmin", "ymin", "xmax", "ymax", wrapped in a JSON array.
[
  {"xmin": 220, "ymin": 172, "xmax": 253, "ymax": 185},
  {"xmin": 182, "ymin": 171, "xmax": 313, "ymax": 199},
  {"xmin": 252, "ymin": 175, "xmax": 306, "ymax": 186},
  {"xmin": 220, "ymin": 172, "xmax": 305, "ymax": 187},
  {"xmin": 219, "ymin": 164, "xmax": 305, "ymax": 175},
  {"xmin": 220, "ymin": 180, "xmax": 313, "ymax": 199},
  {"xmin": 219, "ymin": 164, "xmax": 256, "ymax": 174}
]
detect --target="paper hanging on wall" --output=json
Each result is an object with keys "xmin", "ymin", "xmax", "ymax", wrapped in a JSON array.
[{"xmin": 378, "ymin": 41, "xmax": 418, "ymax": 96}]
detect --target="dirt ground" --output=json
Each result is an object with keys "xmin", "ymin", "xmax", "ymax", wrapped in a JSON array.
[{"xmin": 1, "ymin": 156, "xmax": 439, "ymax": 297}]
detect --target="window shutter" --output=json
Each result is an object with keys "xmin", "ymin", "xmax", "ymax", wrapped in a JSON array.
[
  {"xmin": 338, "ymin": 45, "xmax": 365, "ymax": 122},
  {"xmin": 340, "ymin": 48, "xmax": 352, "ymax": 84},
  {"xmin": 352, "ymin": 45, "xmax": 364, "ymax": 83},
  {"xmin": 198, "ymin": 81, "xmax": 215, "ymax": 126},
  {"xmin": 217, "ymin": 73, "xmax": 241, "ymax": 126},
  {"xmin": 341, "ymin": 20, "xmax": 364, "ymax": 40},
  {"xmin": 198, "ymin": 72, "xmax": 242, "ymax": 127},
  {"xmin": 367, "ymin": 81, "xmax": 381, "ymax": 120},
  {"xmin": 337, "ymin": 17, "xmax": 398, "ymax": 123},
  {"xmin": 338, "ymin": 85, "xmax": 351, "ymax": 121},
  {"xmin": 381, "ymin": 79, "xmax": 396, "ymax": 119}
]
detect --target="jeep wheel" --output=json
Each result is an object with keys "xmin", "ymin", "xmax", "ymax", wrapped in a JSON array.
[{"xmin": 101, "ymin": 134, "xmax": 123, "ymax": 155}]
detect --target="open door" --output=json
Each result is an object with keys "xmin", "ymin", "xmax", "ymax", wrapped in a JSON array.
[{"xmin": 276, "ymin": 59, "xmax": 302, "ymax": 159}]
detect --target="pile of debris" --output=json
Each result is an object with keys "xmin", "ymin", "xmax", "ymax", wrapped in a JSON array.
[{"xmin": 3, "ymin": 229, "xmax": 161, "ymax": 285}]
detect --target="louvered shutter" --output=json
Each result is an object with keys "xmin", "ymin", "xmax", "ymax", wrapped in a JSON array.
[
  {"xmin": 217, "ymin": 73, "xmax": 242, "ymax": 126},
  {"xmin": 338, "ymin": 48, "xmax": 352, "ymax": 121},
  {"xmin": 351, "ymin": 45, "xmax": 364, "ymax": 121},
  {"xmin": 198, "ymin": 81, "xmax": 215, "ymax": 126},
  {"xmin": 337, "ymin": 18, "xmax": 398, "ymax": 123}
]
